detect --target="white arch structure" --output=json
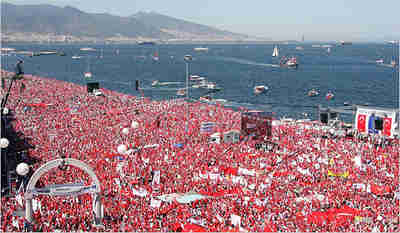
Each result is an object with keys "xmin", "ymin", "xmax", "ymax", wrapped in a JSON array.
[{"xmin": 24, "ymin": 158, "xmax": 102, "ymax": 226}]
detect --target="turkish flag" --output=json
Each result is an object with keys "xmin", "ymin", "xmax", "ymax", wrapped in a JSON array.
[
  {"xmin": 383, "ymin": 117, "xmax": 392, "ymax": 136},
  {"xmin": 357, "ymin": 114, "xmax": 366, "ymax": 132}
]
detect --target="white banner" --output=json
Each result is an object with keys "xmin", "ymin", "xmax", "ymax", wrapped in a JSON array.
[
  {"xmin": 150, "ymin": 198, "xmax": 162, "ymax": 208},
  {"xmin": 132, "ymin": 187, "xmax": 148, "ymax": 197},
  {"xmin": 231, "ymin": 214, "xmax": 241, "ymax": 226},
  {"xmin": 152, "ymin": 170, "xmax": 160, "ymax": 186}
]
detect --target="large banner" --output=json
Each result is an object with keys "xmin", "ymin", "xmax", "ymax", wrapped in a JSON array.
[
  {"xmin": 355, "ymin": 106, "xmax": 396, "ymax": 137},
  {"xmin": 241, "ymin": 111, "xmax": 273, "ymax": 140}
]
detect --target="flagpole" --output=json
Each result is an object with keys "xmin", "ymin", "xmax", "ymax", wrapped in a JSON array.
[{"xmin": 184, "ymin": 55, "xmax": 192, "ymax": 136}]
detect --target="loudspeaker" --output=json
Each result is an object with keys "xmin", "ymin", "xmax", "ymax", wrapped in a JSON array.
[
  {"xmin": 320, "ymin": 113, "xmax": 328, "ymax": 124},
  {"xmin": 87, "ymin": 82, "xmax": 99, "ymax": 93},
  {"xmin": 135, "ymin": 80, "xmax": 139, "ymax": 91},
  {"xmin": 375, "ymin": 118, "xmax": 383, "ymax": 130}
]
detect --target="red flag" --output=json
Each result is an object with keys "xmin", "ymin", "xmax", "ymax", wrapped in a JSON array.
[
  {"xmin": 383, "ymin": 117, "xmax": 392, "ymax": 136},
  {"xmin": 357, "ymin": 114, "xmax": 366, "ymax": 132}
]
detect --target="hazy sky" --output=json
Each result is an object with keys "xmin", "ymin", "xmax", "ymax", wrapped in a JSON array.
[{"xmin": 5, "ymin": 0, "xmax": 400, "ymax": 41}]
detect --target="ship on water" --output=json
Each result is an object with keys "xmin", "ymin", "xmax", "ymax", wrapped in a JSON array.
[
  {"xmin": 280, "ymin": 56, "xmax": 298, "ymax": 68},
  {"xmin": 272, "ymin": 45, "xmax": 279, "ymax": 57},
  {"xmin": 339, "ymin": 40, "xmax": 352, "ymax": 45},
  {"xmin": 138, "ymin": 41, "xmax": 156, "ymax": 45}
]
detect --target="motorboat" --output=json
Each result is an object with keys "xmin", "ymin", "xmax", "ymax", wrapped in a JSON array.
[
  {"xmin": 339, "ymin": 41, "xmax": 352, "ymax": 45},
  {"xmin": 376, "ymin": 59, "xmax": 384, "ymax": 64},
  {"xmin": 177, "ymin": 89, "xmax": 186, "ymax": 96},
  {"xmin": 190, "ymin": 75, "xmax": 206, "ymax": 81},
  {"xmin": 199, "ymin": 95, "xmax": 212, "ymax": 102},
  {"xmin": 308, "ymin": 89, "xmax": 319, "ymax": 97},
  {"xmin": 80, "ymin": 47, "xmax": 96, "ymax": 51},
  {"xmin": 152, "ymin": 80, "xmax": 181, "ymax": 87},
  {"xmin": 254, "ymin": 85, "xmax": 268, "ymax": 94},
  {"xmin": 72, "ymin": 56, "xmax": 81, "ymax": 59},
  {"xmin": 194, "ymin": 47, "xmax": 209, "ymax": 52},
  {"xmin": 206, "ymin": 82, "xmax": 217, "ymax": 89},
  {"xmin": 205, "ymin": 82, "xmax": 222, "ymax": 91},
  {"xmin": 138, "ymin": 41, "xmax": 156, "ymax": 45},
  {"xmin": 280, "ymin": 56, "xmax": 298, "ymax": 68},
  {"xmin": 84, "ymin": 72, "xmax": 92, "ymax": 78},
  {"xmin": 39, "ymin": 51, "xmax": 58, "ymax": 55},
  {"xmin": 325, "ymin": 91, "xmax": 335, "ymax": 100}
]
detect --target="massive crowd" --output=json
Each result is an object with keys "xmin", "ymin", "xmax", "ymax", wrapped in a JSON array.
[{"xmin": 1, "ymin": 71, "xmax": 399, "ymax": 232}]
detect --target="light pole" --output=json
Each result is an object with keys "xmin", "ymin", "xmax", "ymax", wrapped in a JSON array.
[{"xmin": 184, "ymin": 55, "xmax": 192, "ymax": 134}]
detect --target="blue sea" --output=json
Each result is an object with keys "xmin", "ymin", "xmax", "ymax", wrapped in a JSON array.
[{"xmin": 2, "ymin": 43, "xmax": 399, "ymax": 121}]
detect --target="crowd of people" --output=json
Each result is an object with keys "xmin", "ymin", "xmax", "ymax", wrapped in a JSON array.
[{"xmin": 1, "ymin": 71, "xmax": 399, "ymax": 232}]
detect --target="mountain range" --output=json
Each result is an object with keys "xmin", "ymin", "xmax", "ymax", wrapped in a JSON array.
[{"xmin": 1, "ymin": 2, "xmax": 255, "ymax": 42}]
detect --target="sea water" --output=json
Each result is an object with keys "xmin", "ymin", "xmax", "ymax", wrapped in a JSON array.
[{"xmin": 1, "ymin": 43, "xmax": 398, "ymax": 121}]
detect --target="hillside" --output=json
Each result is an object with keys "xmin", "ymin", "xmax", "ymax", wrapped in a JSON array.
[
  {"xmin": 132, "ymin": 11, "xmax": 249, "ymax": 40},
  {"xmin": 1, "ymin": 3, "xmax": 167, "ymax": 38},
  {"xmin": 1, "ymin": 3, "xmax": 255, "ymax": 42}
]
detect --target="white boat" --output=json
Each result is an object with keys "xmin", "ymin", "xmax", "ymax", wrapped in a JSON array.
[
  {"xmin": 199, "ymin": 95, "xmax": 212, "ymax": 102},
  {"xmin": 376, "ymin": 59, "xmax": 384, "ymax": 64},
  {"xmin": 325, "ymin": 91, "xmax": 334, "ymax": 100},
  {"xmin": 280, "ymin": 56, "xmax": 298, "ymax": 68},
  {"xmin": 152, "ymin": 80, "xmax": 181, "ymax": 87},
  {"xmin": 206, "ymin": 82, "xmax": 217, "ymax": 89},
  {"xmin": 194, "ymin": 47, "xmax": 209, "ymax": 52},
  {"xmin": 177, "ymin": 89, "xmax": 186, "ymax": 96},
  {"xmin": 308, "ymin": 89, "xmax": 319, "ymax": 97},
  {"xmin": 72, "ymin": 56, "xmax": 81, "ymax": 59},
  {"xmin": 39, "ymin": 51, "xmax": 58, "ymax": 55},
  {"xmin": 327, "ymin": 47, "xmax": 331, "ymax": 53},
  {"xmin": 0, "ymin": 47, "xmax": 16, "ymax": 52},
  {"xmin": 190, "ymin": 75, "xmax": 206, "ymax": 81},
  {"xmin": 254, "ymin": 85, "xmax": 268, "ymax": 94},
  {"xmin": 84, "ymin": 72, "xmax": 92, "ymax": 78},
  {"xmin": 80, "ymin": 47, "xmax": 96, "ymax": 51},
  {"xmin": 272, "ymin": 46, "xmax": 279, "ymax": 57},
  {"xmin": 295, "ymin": 46, "xmax": 304, "ymax": 51}
]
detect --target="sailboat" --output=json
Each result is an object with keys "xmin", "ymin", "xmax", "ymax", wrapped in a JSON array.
[
  {"xmin": 152, "ymin": 51, "xmax": 159, "ymax": 61},
  {"xmin": 272, "ymin": 45, "xmax": 279, "ymax": 57}
]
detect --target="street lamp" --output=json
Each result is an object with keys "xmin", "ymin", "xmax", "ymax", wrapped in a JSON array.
[
  {"xmin": 0, "ymin": 138, "xmax": 9, "ymax": 148},
  {"xmin": 184, "ymin": 55, "xmax": 192, "ymax": 134}
]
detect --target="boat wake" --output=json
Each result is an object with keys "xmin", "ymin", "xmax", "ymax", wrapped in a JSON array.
[{"xmin": 214, "ymin": 56, "xmax": 280, "ymax": 68}]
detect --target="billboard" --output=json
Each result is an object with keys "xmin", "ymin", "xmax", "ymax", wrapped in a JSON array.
[
  {"xmin": 241, "ymin": 111, "xmax": 274, "ymax": 140},
  {"xmin": 355, "ymin": 106, "xmax": 396, "ymax": 137}
]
